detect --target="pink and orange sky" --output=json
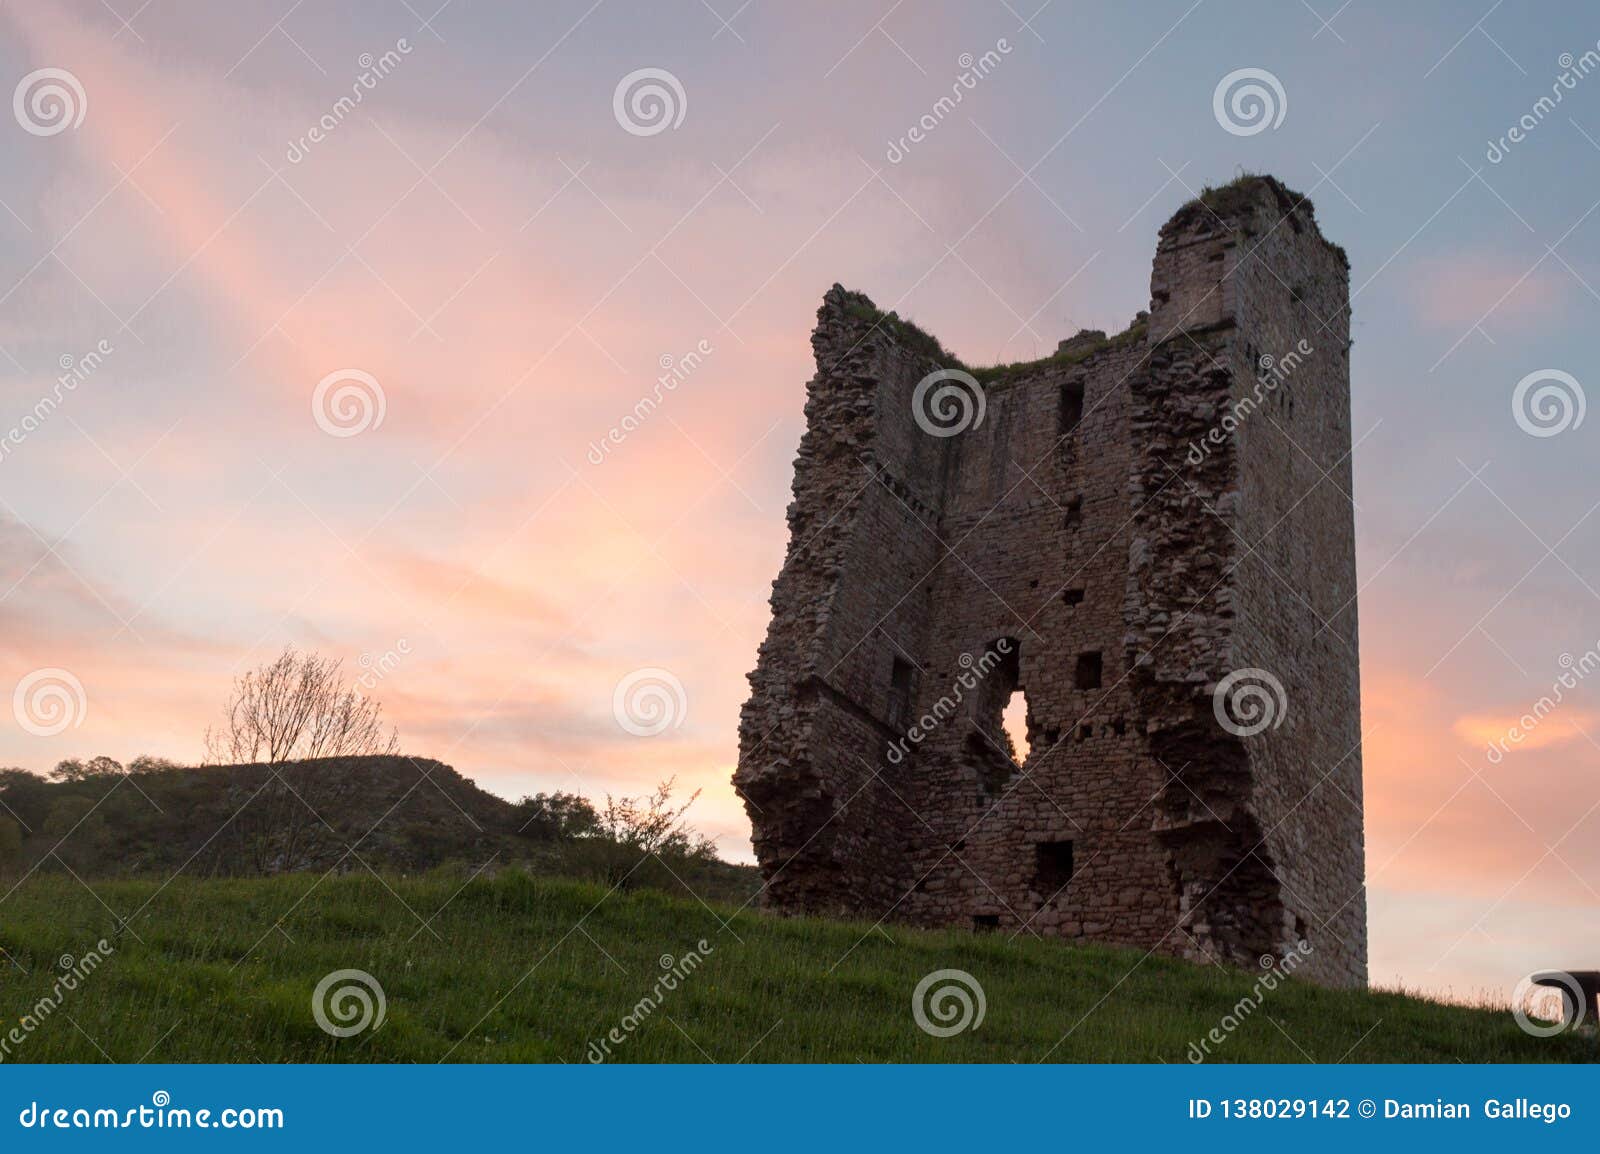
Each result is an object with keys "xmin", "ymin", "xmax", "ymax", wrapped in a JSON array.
[{"xmin": 2, "ymin": 0, "xmax": 1597, "ymax": 1001}]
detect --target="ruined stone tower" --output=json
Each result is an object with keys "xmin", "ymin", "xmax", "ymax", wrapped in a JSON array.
[{"xmin": 735, "ymin": 176, "xmax": 1366, "ymax": 986}]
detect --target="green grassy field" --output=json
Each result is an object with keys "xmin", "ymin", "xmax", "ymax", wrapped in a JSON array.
[{"xmin": 0, "ymin": 870, "xmax": 1589, "ymax": 1063}]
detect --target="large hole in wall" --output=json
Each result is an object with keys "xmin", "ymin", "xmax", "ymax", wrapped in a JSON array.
[
  {"xmin": 967, "ymin": 638, "xmax": 1023, "ymax": 791},
  {"xmin": 1001, "ymin": 689, "xmax": 1031, "ymax": 763}
]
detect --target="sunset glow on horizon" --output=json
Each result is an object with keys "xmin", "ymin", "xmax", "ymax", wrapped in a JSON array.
[{"xmin": 3, "ymin": 0, "xmax": 1598, "ymax": 1003}]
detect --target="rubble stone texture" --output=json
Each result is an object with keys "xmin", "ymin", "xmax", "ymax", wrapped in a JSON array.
[{"xmin": 735, "ymin": 176, "xmax": 1366, "ymax": 987}]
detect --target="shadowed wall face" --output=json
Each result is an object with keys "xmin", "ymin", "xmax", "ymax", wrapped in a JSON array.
[{"xmin": 736, "ymin": 177, "xmax": 1365, "ymax": 987}]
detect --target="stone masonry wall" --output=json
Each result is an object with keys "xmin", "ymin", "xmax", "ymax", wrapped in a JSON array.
[{"xmin": 736, "ymin": 176, "xmax": 1366, "ymax": 986}]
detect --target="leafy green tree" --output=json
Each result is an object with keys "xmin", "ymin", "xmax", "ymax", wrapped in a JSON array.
[
  {"xmin": 0, "ymin": 767, "xmax": 42, "ymax": 790},
  {"xmin": 41, "ymin": 794, "xmax": 110, "ymax": 872},
  {"xmin": 128, "ymin": 755, "xmax": 182, "ymax": 774},
  {"xmin": 48, "ymin": 758, "xmax": 84, "ymax": 782},
  {"xmin": 513, "ymin": 791, "xmax": 600, "ymax": 840},
  {"xmin": 0, "ymin": 816, "xmax": 21, "ymax": 874},
  {"xmin": 49, "ymin": 756, "xmax": 123, "ymax": 782}
]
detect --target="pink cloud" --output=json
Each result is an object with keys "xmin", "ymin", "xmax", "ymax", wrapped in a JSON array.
[{"xmin": 1410, "ymin": 251, "xmax": 1564, "ymax": 331}]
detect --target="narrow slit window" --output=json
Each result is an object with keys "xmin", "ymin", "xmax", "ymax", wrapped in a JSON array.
[
  {"xmin": 887, "ymin": 656, "xmax": 913, "ymax": 730},
  {"xmin": 1059, "ymin": 381, "xmax": 1084, "ymax": 434}
]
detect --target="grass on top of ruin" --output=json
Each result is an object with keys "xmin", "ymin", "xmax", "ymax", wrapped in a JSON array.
[{"xmin": 0, "ymin": 870, "xmax": 1588, "ymax": 1064}]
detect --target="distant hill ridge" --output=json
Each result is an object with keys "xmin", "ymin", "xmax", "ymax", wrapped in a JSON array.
[{"xmin": 0, "ymin": 756, "xmax": 757, "ymax": 902}]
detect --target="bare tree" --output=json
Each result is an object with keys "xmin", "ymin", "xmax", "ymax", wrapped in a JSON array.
[{"xmin": 204, "ymin": 645, "xmax": 399, "ymax": 765}]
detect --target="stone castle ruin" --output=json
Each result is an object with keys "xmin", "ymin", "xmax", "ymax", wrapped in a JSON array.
[{"xmin": 735, "ymin": 176, "xmax": 1366, "ymax": 986}]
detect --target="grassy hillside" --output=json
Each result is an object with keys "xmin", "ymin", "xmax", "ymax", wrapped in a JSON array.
[
  {"xmin": 1, "ymin": 871, "xmax": 1588, "ymax": 1063},
  {"xmin": 0, "ymin": 757, "xmax": 758, "ymax": 904}
]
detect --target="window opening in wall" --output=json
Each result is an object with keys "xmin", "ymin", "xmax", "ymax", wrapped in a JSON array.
[
  {"xmin": 1059, "ymin": 381, "xmax": 1084, "ymax": 434},
  {"xmin": 1075, "ymin": 651, "xmax": 1103, "ymax": 690},
  {"xmin": 1063, "ymin": 587, "xmax": 1085, "ymax": 606},
  {"xmin": 1000, "ymin": 689, "xmax": 1031, "ymax": 764},
  {"xmin": 969, "ymin": 638, "xmax": 1023, "ymax": 781},
  {"xmin": 887, "ymin": 656, "xmax": 913, "ymax": 730},
  {"xmin": 972, "ymin": 914, "xmax": 1000, "ymax": 932},
  {"xmin": 1034, "ymin": 840, "xmax": 1074, "ymax": 896}
]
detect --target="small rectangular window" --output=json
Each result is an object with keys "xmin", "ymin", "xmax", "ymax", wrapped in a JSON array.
[
  {"xmin": 887, "ymin": 657, "xmax": 913, "ymax": 730},
  {"xmin": 1075, "ymin": 652, "xmax": 1102, "ymax": 690},
  {"xmin": 1059, "ymin": 382, "xmax": 1084, "ymax": 434},
  {"xmin": 1062, "ymin": 588, "xmax": 1085, "ymax": 606},
  {"xmin": 1034, "ymin": 840, "xmax": 1074, "ymax": 893},
  {"xmin": 972, "ymin": 914, "xmax": 1000, "ymax": 932}
]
